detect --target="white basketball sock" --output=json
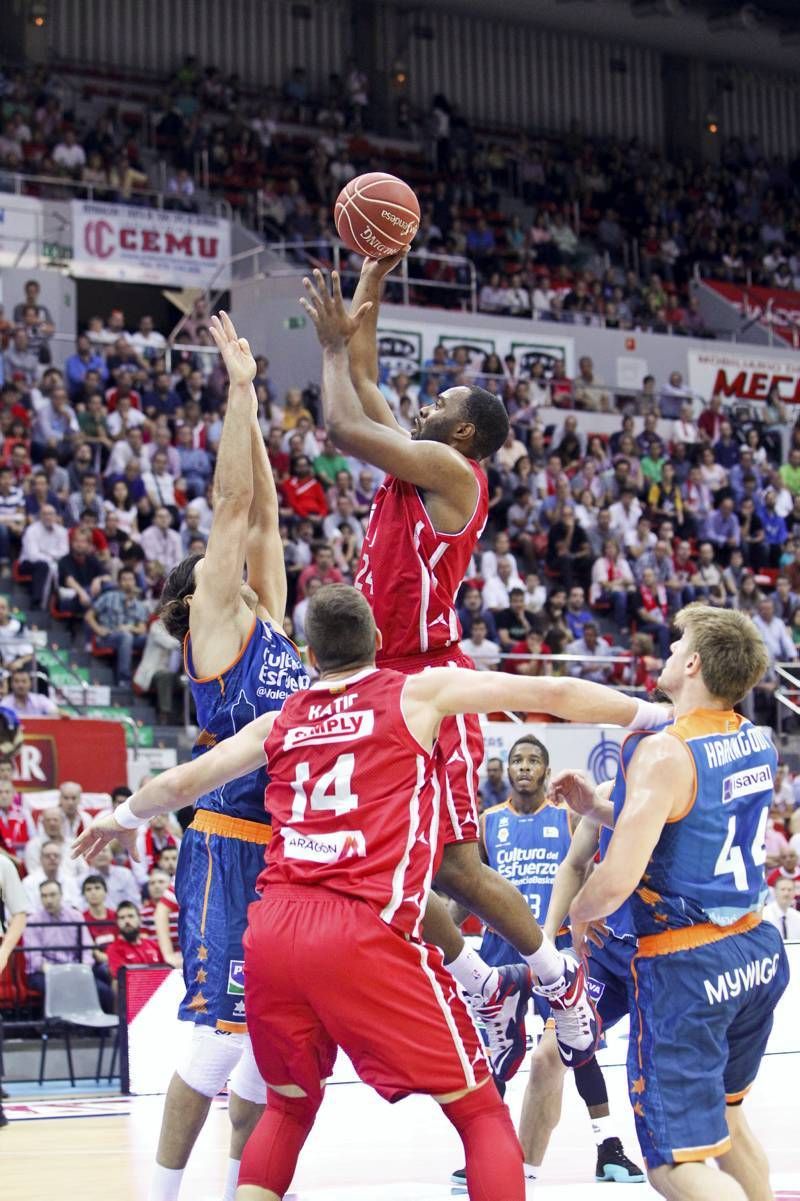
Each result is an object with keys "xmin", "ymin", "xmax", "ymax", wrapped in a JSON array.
[
  {"xmin": 221, "ymin": 1157, "xmax": 240, "ymax": 1201},
  {"xmin": 444, "ymin": 944, "xmax": 500, "ymax": 998},
  {"xmin": 149, "ymin": 1164, "xmax": 183, "ymax": 1201},
  {"xmin": 523, "ymin": 935, "xmax": 563, "ymax": 986},
  {"xmin": 523, "ymin": 1162, "xmax": 539, "ymax": 1181},
  {"xmin": 591, "ymin": 1114, "xmax": 614, "ymax": 1146}
]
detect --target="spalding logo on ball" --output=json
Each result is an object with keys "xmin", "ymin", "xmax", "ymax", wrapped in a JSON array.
[{"xmin": 334, "ymin": 172, "xmax": 420, "ymax": 259}]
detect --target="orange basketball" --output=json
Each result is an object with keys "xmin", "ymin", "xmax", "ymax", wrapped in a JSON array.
[{"xmin": 334, "ymin": 172, "xmax": 420, "ymax": 259}]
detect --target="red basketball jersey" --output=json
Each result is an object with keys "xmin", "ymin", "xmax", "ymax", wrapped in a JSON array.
[
  {"xmin": 259, "ymin": 667, "xmax": 441, "ymax": 937},
  {"xmin": 354, "ymin": 461, "xmax": 488, "ymax": 664}
]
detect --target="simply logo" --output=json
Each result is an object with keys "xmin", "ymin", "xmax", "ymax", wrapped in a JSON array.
[
  {"xmin": 722, "ymin": 764, "xmax": 773, "ymax": 804},
  {"xmin": 227, "ymin": 961, "xmax": 245, "ymax": 996}
]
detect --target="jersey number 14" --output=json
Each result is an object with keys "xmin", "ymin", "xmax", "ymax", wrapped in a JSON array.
[{"xmin": 290, "ymin": 754, "xmax": 359, "ymax": 821}]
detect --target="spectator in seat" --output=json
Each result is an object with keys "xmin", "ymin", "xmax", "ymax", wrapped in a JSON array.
[
  {"xmin": 154, "ymin": 880, "xmax": 182, "ymax": 968},
  {"xmin": 26, "ymin": 470, "xmax": 64, "ymax": 525},
  {"xmin": 482, "ymin": 557, "xmax": 524, "ymax": 612},
  {"xmin": 458, "ymin": 585, "xmax": 498, "ymax": 642},
  {"xmin": 155, "ymin": 844, "xmax": 178, "ymax": 880},
  {"xmin": 573, "ymin": 356, "xmax": 609, "ymax": 412},
  {"xmin": 766, "ymin": 848, "xmax": 800, "ymax": 894},
  {"xmin": 738, "ymin": 496, "xmax": 766, "ymax": 570},
  {"xmin": 0, "ymin": 465, "xmax": 25, "ymax": 568},
  {"xmin": 3, "ymin": 667, "xmax": 57, "ymax": 717},
  {"xmin": 296, "ymin": 542, "xmax": 344, "ymax": 599},
  {"xmin": 24, "ymin": 880, "xmax": 93, "ymax": 998},
  {"xmin": 24, "ymin": 807, "xmax": 73, "ymax": 875},
  {"xmin": 57, "ymin": 780, "xmax": 91, "ymax": 841},
  {"xmin": 141, "ymin": 507, "xmax": 182, "ymax": 574},
  {"xmin": 759, "ymin": 488, "xmax": 789, "ymax": 568},
  {"xmin": 567, "ymin": 622, "xmax": 615, "ymax": 684},
  {"xmin": 141, "ymin": 451, "xmax": 177, "ymax": 514},
  {"xmin": 503, "ymin": 628, "xmax": 551, "ymax": 678},
  {"xmin": 174, "ymin": 426, "xmax": 212, "ymax": 499},
  {"xmin": 704, "ymin": 495, "xmax": 741, "ymax": 567},
  {"xmin": 65, "ymin": 334, "xmax": 108, "ymax": 401},
  {"xmin": 752, "ymin": 597, "xmax": 796, "ymax": 666},
  {"xmin": 52, "ymin": 128, "xmax": 86, "ymax": 174},
  {"xmin": 139, "ymin": 866, "xmax": 171, "ymax": 935},
  {"xmin": 279, "ymin": 455, "xmax": 329, "ymax": 521},
  {"xmin": 23, "ymin": 840, "xmax": 81, "ymax": 908},
  {"xmin": 589, "ymin": 536, "xmax": 635, "ymax": 627},
  {"xmin": 84, "ymin": 566, "xmax": 148, "ymax": 686},
  {"xmin": 632, "ymin": 566, "xmax": 672, "ymax": 657},
  {"xmin": 133, "ymin": 618, "xmax": 182, "ymax": 724},
  {"xmin": 80, "ymin": 843, "xmax": 140, "ymax": 910},
  {"xmin": 3, "ymin": 328, "xmax": 39, "ymax": 388},
  {"xmin": 763, "ymin": 877, "xmax": 800, "ymax": 939},
  {"xmin": 105, "ymin": 901, "xmax": 163, "ymax": 991},
  {"xmin": 779, "ymin": 448, "xmax": 800, "ymax": 497},
  {"xmin": 495, "ymin": 586, "xmax": 539, "ymax": 650},
  {"xmin": 608, "ymin": 486, "xmax": 642, "ymax": 543},
  {"xmin": 480, "ymin": 531, "xmax": 520, "ymax": 583},
  {"xmin": 0, "ymin": 777, "xmax": 30, "ymax": 869},
  {"xmin": 57, "ymin": 528, "xmax": 109, "ymax": 619},
  {"xmin": 480, "ymin": 758, "xmax": 507, "ymax": 811},
  {"xmin": 697, "ymin": 392, "xmax": 725, "ymax": 444},
  {"xmin": 671, "ymin": 401, "xmax": 700, "ymax": 448},
  {"xmin": 67, "ymin": 473, "xmax": 105, "ymax": 529},
  {"xmin": 564, "ymin": 585, "xmax": 593, "ymax": 640},
  {"xmin": 460, "ymin": 617, "xmax": 501, "ymax": 671},
  {"xmin": 81, "ymin": 874, "xmax": 116, "ymax": 1013},
  {"xmin": 12, "ymin": 279, "xmax": 53, "ymax": 328},
  {"xmin": 31, "ymin": 386, "xmax": 80, "ymax": 461},
  {"xmin": 691, "ymin": 541, "xmax": 726, "ymax": 606}
]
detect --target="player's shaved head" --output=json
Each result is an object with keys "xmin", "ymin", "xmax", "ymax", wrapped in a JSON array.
[{"xmin": 305, "ymin": 585, "xmax": 377, "ymax": 673}]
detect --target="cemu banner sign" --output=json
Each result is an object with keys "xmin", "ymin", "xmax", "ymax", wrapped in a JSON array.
[{"xmin": 70, "ymin": 201, "xmax": 231, "ymax": 288}]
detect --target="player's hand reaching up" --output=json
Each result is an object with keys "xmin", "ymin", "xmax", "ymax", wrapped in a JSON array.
[
  {"xmin": 300, "ymin": 269, "xmax": 372, "ymax": 351},
  {"xmin": 549, "ymin": 770, "xmax": 606, "ymax": 820},
  {"xmin": 209, "ymin": 311, "xmax": 257, "ymax": 388},
  {"xmin": 359, "ymin": 246, "xmax": 409, "ymax": 282}
]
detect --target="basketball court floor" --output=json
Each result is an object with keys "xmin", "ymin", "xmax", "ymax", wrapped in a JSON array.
[{"xmin": 4, "ymin": 1046, "xmax": 798, "ymax": 1201}]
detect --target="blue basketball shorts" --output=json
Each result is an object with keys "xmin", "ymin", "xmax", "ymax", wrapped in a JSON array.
[
  {"xmin": 174, "ymin": 813, "xmax": 270, "ymax": 1031},
  {"xmin": 628, "ymin": 917, "xmax": 789, "ymax": 1169},
  {"xmin": 584, "ymin": 932, "xmax": 635, "ymax": 1032}
]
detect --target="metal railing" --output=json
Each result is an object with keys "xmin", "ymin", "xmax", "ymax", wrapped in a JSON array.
[
  {"xmin": 0, "ymin": 169, "xmax": 232, "ymax": 220},
  {"xmin": 775, "ymin": 663, "xmax": 800, "ymax": 738}
]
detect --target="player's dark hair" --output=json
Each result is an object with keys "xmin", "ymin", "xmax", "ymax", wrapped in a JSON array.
[
  {"xmin": 461, "ymin": 385, "xmax": 509, "ymax": 461},
  {"xmin": 508, "ymin": 734, "xmax": 550, "ymax": 770},
  {"xmin": 81, "ymin": 874, "xmax": 107, "ymax": 894},
  {"xmin": 159, "ymin": 553, "xmax": 204, "ymax": 640},
  {"xmin": 305, "ymin": 584, "xmax": 376, "ymax": 673}
]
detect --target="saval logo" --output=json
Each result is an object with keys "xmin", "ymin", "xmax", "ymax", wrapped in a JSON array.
[
  {"xmin": 722, "ymin": 765, "xmax": 773, "ymax": 804},
  {"xmin": 227, "ymin": 960, "xmax": 245, "ymax": 996},
  {"xmin": 282, "ymin": 827, "xmax": 367, "ymax": 863}
]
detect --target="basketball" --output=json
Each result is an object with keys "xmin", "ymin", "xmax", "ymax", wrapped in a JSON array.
[{"xmin": 334, "ymin": 172, "xmax": 420, "ymax": 259}]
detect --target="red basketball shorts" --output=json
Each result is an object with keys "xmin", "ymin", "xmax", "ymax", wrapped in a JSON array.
[
  {"xmin": 243, "ymin": 885, "xmax": 489, "ymax": 1103},
  {"xmin": 381, "ymin": 647, "xmax": 483, "ymax": 847}
]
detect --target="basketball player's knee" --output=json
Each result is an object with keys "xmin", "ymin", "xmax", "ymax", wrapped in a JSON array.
[
  {"xmin": 228, "ymin": 1037, "xmax": 267, "ymax": 1107},
  {"xmin": 265, "ymin": 1086, "xmax": 320, "ymax": 1127},
  {"xmin": 531, "ymin": 1030, "xmax": 565, "ymax": 1081},
  {"xmin": 176, "ymin": 1025, "xmax": 245, "ymax": 1098}
]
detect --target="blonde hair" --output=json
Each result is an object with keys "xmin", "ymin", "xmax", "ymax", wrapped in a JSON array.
[{"xmin": 674, "ymin": 603, "xmax": 769, "ymax": 705}]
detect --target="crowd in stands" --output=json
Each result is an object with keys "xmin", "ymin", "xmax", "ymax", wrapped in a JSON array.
[
  {"xmin": 2, "ymin": 60, "xmax": 800, "ymax": 330},
  {"xmin": 0, "ymin": 776, "xmax": 183, "ymax": 1014}
]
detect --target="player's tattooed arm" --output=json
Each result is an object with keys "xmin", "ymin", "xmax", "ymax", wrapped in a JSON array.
[
  {"xmin": 570, "ymin": 730, "xmax": 692, "ymax": 924},
  {"xmin": 302, "ymin": 270, "xmax": 478, "ymax": 507},
  {"xmin": 71, "ymin": 713, "xmax": 277, "ymax": 863},
  {"xmin": 347, "ymin": 252, "xmax": 407, "ymax": 433}
]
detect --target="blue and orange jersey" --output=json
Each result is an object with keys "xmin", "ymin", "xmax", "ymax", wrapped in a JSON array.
[
  {"xmin": 599, "ymin": 731, "xmax": 652, "ymax": 943},
  {"xmin": 186, "ymin": 616, "xmax": 310, "ymax": 824},
  {"xmin": 481, "ymin": 799, "xmax": 572, "ymax": 930},
  {"xmin": 625, "ymin": 709, "xmax": 775, "ymax": 938}
]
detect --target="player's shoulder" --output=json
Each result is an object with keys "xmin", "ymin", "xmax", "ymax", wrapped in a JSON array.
[
  {"xmin": 628, "ymin": 725, "xmax": 692, "ymax": 771},
  {"xmin": 482, "ymin": 799, "xmax": 512, "ymax": 819}
]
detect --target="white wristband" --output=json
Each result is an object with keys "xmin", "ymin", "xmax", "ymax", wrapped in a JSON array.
[
  {"xmin": 114, "ymin": 799, "xmax": 147, "ymax": 830},
  {"xmin": 627, "ymin": 699, "xmax": 670, "ymax": 730}
]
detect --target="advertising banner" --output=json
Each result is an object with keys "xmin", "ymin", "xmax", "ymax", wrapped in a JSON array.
[
  {"xmin": 14, "ymin": 716, "xmax": 127, "ymax": 792},
  {"xmin": 704, "ymin": 279, "xmax": 800, "ymax": 347},
  {"xmin": 70, "ymin": 201, "xmax": 231, "ymax": 288},
  {"xmin": 482, "ymin": 721, "xmax": 625, "ymax": 785},
  {"xmin": 687, "ymin": 345, "xmax": 800, "ymax": 405},
  {"xmin": 376, "ymin": 317, "xmax": 575, "ymax": 382},
  {"xmin": 0, "ymin": 194, "xmax": 43, "ymax": 269}
]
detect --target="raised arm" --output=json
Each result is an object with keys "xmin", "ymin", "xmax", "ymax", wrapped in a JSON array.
[
  {"xmin": 570, "ymin": 730, "xmax": 692, "ymax": 924},
  {"xmin": 71, "ymin": 712, "xmax": 275, "ymax": 863},
  {"xmin": 191, "ymin": 313, "xmax": 257, "ymax": 672},
  {"xmin": 347, "ymin": 254, "xmax": 405, "ymax": 431},
  {"xmin": 300, "ymin": 270, "xmax": 477, "ymax": 505},
  {"xmin": 245, "ymin": 401, "xmax": 287, "ymax": 624}
]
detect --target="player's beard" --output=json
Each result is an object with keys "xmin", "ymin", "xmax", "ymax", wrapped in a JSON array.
[
  {"xmin": 412, "ymin": 414, "xmax": 457, "ymax": 445},
  {"xmin": 120, "ymin": 926, "xmax": 139, "ymax": 944}
]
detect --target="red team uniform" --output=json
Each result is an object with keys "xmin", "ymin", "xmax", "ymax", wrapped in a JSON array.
[
  {"xmin": 354, "ymin": 460, "xmax": 488, "ymax": 844},
  {"xmin": 243, "ymin": 667, "xmax": 489, "ymax": 1104}
]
